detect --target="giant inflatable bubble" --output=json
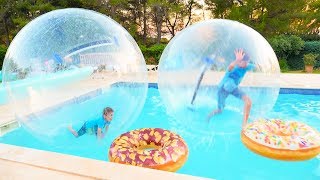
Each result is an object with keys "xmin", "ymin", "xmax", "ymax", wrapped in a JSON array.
[
  {"xmin": 2, "ymin": 8, "xmax": 147, "ymax": 141},
  {"xmin": 158, "ymin": 20, "xmax": 280, "ymax": 139}
]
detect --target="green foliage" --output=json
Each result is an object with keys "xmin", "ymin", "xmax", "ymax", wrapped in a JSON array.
[
  {"xmin": 0, "ymin": 0, "xmax": 318, "ymax": 71},
  {"xmin": 205, "ymin": 0, "xmax": 233, "ymax": 18},
  {"xmin": 304, "ymin": 41, "xmax": 320, "ymax": 53},
  {"xmin": 12, "ymin": 17, "xmax": 29, "ymax": 29},
  {"xmin": 286, "ymin": 54, "xmax": 304, "ymax": 70},
  {"xmin": 0, "ymin": 45, "xmax": 7, "ymax": 69},
  {"xmin": 288, "ymin": 35, "xmax": 305, "ymax": 55},
  {"xmin": 300, "ymin": 34, "xmax": 320, "ymax": 41},
  {"xmin": 269, "ymin": 35, "xmax": 292, "ymax": 59},
  {"xmin": 139, "ymin": 43, "xmax": 166, "ymax": 64},
  {"xmin": 128, "ymin": 23, "xmax": 138, "ymax": 39},
  {"xmin": 269, "ymin": 35, "xmax": 305, "ymax": 70},
  {"xmin": 278, "ymin": 59, "xmax": 289, "ymax": 72},
  {"xmin": 269, "ymin": 35, "xmax": 304, "ymax": 59},
  {"xmin": 315, "ymin": 58, "xmax": 320, "ymax": 69},
  {"xmin": 285, "ymin": 41, "xmax": 320, "ymax": 70},
  {"xmin": 303, "ymin": 53, "xmax": 318, "ymax": 66},
  {"xmin": 261, "ymin": 0, "xmax": 306, "ymax": 36},
  {"xmin": 304, "ymin": 41, "xmax": 320, "ymax": 69}
]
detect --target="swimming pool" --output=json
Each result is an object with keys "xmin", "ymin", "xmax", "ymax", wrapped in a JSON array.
[{"xmin": 0, "ymin": 84, "xmax": 319, "ymax": 180}]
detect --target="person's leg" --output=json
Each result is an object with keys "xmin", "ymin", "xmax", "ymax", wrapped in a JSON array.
[
  {"xmin": 242, "ymin": 95, "xmax": 252, "ymax": 127},
  {"xmin": 231, "ymin": 88, "xmax": 252, "ymax": 127},
  {"xmin": 68, "ymin": 125, "xmax": 79, "ymax": 137},
  {"xmin": 68, "ymin": 123, "xmax": 86, "ymax": 138},
  {"xmin": 207, "ymin": 87, "xmax": 228, "ymax": 121}
]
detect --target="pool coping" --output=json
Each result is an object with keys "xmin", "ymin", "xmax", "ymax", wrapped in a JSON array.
[
  {"xmin": 0, "ymin": 143, "xmax": 208, "ymax": 180},
  {"xmin": 147, "ymin": 83, "xmax": 320, "ymax": 95}
]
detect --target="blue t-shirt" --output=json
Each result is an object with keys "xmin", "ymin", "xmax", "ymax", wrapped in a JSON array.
[
  {"xmin": 85, "ymin": 116, "xmax": 110, "ymax": 130},
  {"xmin": 219, "ymin": 63, "xmax": 255, "ymax": 92}
]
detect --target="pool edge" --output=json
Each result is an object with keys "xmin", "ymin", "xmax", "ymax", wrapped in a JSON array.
[{"xmin": 0, "ymin": 143, "xmax": 210, "ymax": 180}]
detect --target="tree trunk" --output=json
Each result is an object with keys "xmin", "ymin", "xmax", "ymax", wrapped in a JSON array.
[
  {"xmin": 110, "ymin": 6, "xmax": 116, "ymax": 19},
  {"xmin": 2, "ymin": 16, "xmax": 10, "ymax": 47},
  {"xmin": 143, "ymin": 1, "xmax": 147, "ymax": 44},
  {"xmin": 156, "ymin": 21, "xmax": 161, "ymax": 44},
  {"xmin": 185, "ymin": 1, "xmax": 194, "ymax": 28},
  {"xmin": 154, "ymin": 6, "xmax": 162, "ymax": 44},
  {"xmin": 166, "ymin": 13, "xmax": 177, "ymax": 38}
]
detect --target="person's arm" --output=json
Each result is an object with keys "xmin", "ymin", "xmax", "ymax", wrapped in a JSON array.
[
  {"xmin": 97, "ymin": 128, "xmax": 104, "ymax": 139},
  {"xmin": 228, "ymin": 49, "xmax": 245, "ymax": 71},
  {"xmin": 105, "ymin": 126, "xmax": 109, "ymax": 135},
  {"xmin": 228, "ymin": 60, "xmax": 238, "ymax": 71},
  {"xmin": 247, "ymin": 63, "xmax": 258, "ymax": 71}
]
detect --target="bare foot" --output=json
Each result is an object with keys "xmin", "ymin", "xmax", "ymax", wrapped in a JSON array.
[
  {"xmin": 68, "ymin": 125, "xmax": 78, "ymax": 137},
  {"xmin": 242, "ymin": 121, "xmax": 248, "ymax": 130},
  {"xmin": 207, "ymin": 109, "xmax": 222, "ymax": 123},
  {"xmin": 206, "ymin": 114, "xmax": 213, "ymax": 123}
]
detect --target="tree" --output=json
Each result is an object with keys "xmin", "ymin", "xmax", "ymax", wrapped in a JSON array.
[
  {"xmin": 149, "ymin": 0, "xmax": 167, "ymax": 44},
  {"xmin": 205, "ymin": 0, "xmax": 234, "ymax": 18},
  {"xmin": 165, "ymin": 0, "xmax": 201, "ymax": 38},
  {"xmin": 205, "ymin": 0, "xmax": 312, "ymax": 37},
  {"xmin": 303, "ymin": 0, "xmax": 320, "ymax": 34},
  {"xmin": 0, "ymin": 0, "xmax": 15, "ymax": 47}
]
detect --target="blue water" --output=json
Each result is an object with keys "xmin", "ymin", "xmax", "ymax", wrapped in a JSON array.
[{"xmin": 1, "ymin": 87, "xmax": 320, "ymax": 180}]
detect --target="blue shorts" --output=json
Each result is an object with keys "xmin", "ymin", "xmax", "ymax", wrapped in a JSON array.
[
  {"xmin": 217, "ymin": 86, "xmax": 245, "ymax": 110},
  {"xmin": 77, "ymin": 123, "xmax": 98, "ymax": 137}
]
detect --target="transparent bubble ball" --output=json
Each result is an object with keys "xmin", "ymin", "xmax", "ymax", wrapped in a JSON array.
[
  {"xmin": 158, "ymin": 19, "xmax": 280, "ymax": 138},
  {"xmin": 2, "ymin": 8, "xmax": 147, "ymax": 141}
]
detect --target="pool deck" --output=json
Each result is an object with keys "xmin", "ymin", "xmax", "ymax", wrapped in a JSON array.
[
  {"xmin": 0, "ymin": 143, "xmax": 205, "ymax": 180},
  {"xmin": 0, "ymin": 72, "xmax": 319, "ymax": 179}
]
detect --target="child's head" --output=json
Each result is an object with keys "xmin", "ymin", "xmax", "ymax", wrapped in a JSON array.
[
  {"xmin": 238, "ymin": 53, "xmax": 250, "ymax": 68},
  {"xmin": 103, "ymin": 107, "xmax": 114, "ymax": 121}
]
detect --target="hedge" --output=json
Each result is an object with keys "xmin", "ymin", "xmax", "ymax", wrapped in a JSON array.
[{"xmin": 270, "ymin": 35, "xmax": 320, "ymax": 70}]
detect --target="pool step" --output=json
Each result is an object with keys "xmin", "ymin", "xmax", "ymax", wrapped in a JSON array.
[{"xmin": 0, "ymin": 121, "xmax": 20, "ymax": 137}]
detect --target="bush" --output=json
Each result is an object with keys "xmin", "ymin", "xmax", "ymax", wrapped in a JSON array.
[
  {"xmin": 148, "ymin": 44, "xmax": 166, "ymax": 61},
  {"xmin": 303, "ymin": 53, "xmax": 318, "ymax": 66},
  {"xmin": 299, "ymin": 34, "xmax": 320, "ymax": 41},
  {"xmin": 304, "ymin": 41, "xmax": 320, "ymax": 53},
  {"xmin": 269, "ymin": 35, "xmax": 304, "ymax": 60},
  {"xmin": 286, "ymin": 54, "xmax": 304, "ymax": 70},
  {"xmin": 139, "ymin": 43, "xmax": 166, "ymax": 64},
  {"xmin": 315, "ymin": 57, "xmax": 320, "ymax": 69},
  {"xmin": 303, "ymin": 41, "xmax": 320, "ymax": 69},
  {"xmin": 279, "ymin": 59, "xmax": 289, "ymax": 72},
  {"xmin": 269, "ymin": 35, "xmax": 305, "ymax": 70}
]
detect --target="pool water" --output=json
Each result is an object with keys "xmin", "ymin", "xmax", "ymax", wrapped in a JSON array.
[{"xmin": 1, "ymin": 86, "xmax": 320, "ymax": 180}]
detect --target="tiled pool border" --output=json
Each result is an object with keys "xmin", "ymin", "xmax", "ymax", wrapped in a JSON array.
[{"xmin": 147, "ymin": 83, "xmax": 320, "ymax": 95}]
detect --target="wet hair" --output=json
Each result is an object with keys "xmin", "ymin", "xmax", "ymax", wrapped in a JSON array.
[{"xmin": 103, "ymin": 107, "xmax": 114, "ymax": 115}]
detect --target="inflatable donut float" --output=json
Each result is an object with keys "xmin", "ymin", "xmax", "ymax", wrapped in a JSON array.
[
  {"xmin": 242, "ymin": 119, "xmax": 320, "ymax": 161},
  {"xmin": 109, "ymin": 128, "xmax": 188, "ymax": 172}
]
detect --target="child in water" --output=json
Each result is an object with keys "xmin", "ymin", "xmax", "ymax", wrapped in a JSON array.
[
  {"xmin": 68, "ymin": 107, "xmax": 114, "ymax": 139},
  {"xmin": 207, "ymin": 49, "xmax": 256, "ymax": 128}
]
